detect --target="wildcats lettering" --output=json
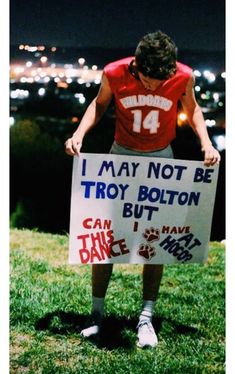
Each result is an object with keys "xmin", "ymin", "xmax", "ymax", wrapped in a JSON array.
[{"xmin": 120, "ymin": 94, "xmax": 173, "ymax": 111}]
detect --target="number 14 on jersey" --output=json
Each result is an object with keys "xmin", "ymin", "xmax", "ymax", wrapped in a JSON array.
[{"xmin": 131, "ymin": 109, "xmax": 160, "ymax": 134}]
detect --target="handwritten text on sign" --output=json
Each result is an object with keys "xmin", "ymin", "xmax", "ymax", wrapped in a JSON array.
[{"xmin": 69, "ymin": 153, "xmax": 219, "ymax": 264}]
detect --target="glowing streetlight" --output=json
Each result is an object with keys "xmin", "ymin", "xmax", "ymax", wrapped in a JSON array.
[
  {"xmin": 194, "ymin": 70, "xmax": 201, "ymax": 77},
  {"xmin": 38, "ymin": 88, "xmax": 46, "ymax": 96},
  {"xmin": 177, "ymin": 112, "xmax": 187, "ymax": 126},
  {"xmin": 205, "ymin": 119, "xmax": 216, "ymax": 127},
  {"xmin": 178, "ymin": 112, "xmax": 187, "ymax": 121},
  {"xmin": 203, "ymin": 70, "xmax": 215, "ymax": 83},
  {"xmin": 40, "ymin": 56, "xmax": 48, "ymax": 63},
  {"xmin": 78, "ymin": 58, "xmax": 85, "ymax": 65},
  {"xmin": 213, "ymin": 135, "xmax": 225, "ymax": 151}
]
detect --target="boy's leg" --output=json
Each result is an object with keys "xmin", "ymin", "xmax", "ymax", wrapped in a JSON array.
[
  {"xmin": 92, "ymin": 264, "xmax": 113, "ymax": 297},
  {"xmin": 81, "ymin": 264, "xmax": 113, "ymax": 337},
  {"xmin": 142, "ymin": 264, "xmax": 163, "ymax": 301},
  {"xmin": 137, "ymin": 264, "xmax": 163, "ymax": 348}
]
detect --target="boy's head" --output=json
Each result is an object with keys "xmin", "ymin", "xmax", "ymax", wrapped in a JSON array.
[{"xmin": 135, "ymin": 30, "xmax": 177, "ymax": 80}]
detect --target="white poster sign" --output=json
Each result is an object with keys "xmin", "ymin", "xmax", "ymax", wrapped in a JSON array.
[{"xmin": 69, "ymin": 153, "xmax": 219, "ymax": 264}]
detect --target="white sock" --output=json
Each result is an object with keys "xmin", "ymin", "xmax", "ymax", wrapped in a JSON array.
[
  {"xmin": 81, "ymin": 296, "xmax": 104, "ymax": 337},
  {"xmin": 92, "ymin": 296, "xmax": 105, "ymax": 316},
  {"xmin": 139, "ymin": 300, "xmax": 155, "ymax": 322}
]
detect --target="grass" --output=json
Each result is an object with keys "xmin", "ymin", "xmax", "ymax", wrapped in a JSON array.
[{"xmin": 10, "ymin": 228, "xmax": 225, "ymax": 373}]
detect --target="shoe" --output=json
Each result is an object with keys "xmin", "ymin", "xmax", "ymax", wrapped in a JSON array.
[
  {"xmin": 136, "ymin": 319, "xmax": 158, "ymax": 348},
  {"xmin": 81, "ymin": 311, "xmax": 103, "ymax": 338}
]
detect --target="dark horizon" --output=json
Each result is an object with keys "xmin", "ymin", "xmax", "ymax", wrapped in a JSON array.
[{"xmin": 10, "ymin": 0, "xmax": 225, "ymax": 52}]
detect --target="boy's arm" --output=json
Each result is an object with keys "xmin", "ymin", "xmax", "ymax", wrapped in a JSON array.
[
  {"xmin": 65, "ymin": 73, "xmax": 113, "ymax": 156},
  {"xmin": 180, "ymin": 74, "xmax": 221, "ymax": 166}
]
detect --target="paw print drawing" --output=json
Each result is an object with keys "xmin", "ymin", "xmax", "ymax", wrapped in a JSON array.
[
  {"xmin": 138, "ymin": 244, "xmax": 156, "ymax": 260},
  {"xmin": 143, "ymin": 227, "xmax": 160, "ymax": 243}
]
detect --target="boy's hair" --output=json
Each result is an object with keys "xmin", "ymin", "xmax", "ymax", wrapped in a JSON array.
[{"xmin": 135, "ymin": 31, "xmax": 177, "ymax": 80}]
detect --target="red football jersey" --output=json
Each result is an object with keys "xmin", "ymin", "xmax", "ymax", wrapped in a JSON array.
[{"xmin": 104, "ymin": 57, "xmax": 192, "ymax": 151}]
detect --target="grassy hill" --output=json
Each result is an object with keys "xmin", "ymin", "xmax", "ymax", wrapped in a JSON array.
[{"xmin": 10, "ymin": 229, "xmax": 225, "ymax": 373}]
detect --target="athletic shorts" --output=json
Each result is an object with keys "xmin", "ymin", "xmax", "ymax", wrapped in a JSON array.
[{"xmin": 109, "ymin": 142, "xmax": 174, "ymax": 159}]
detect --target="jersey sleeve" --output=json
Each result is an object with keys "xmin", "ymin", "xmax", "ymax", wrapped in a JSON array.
[
  {"xmin": 103, "ymin": 63, "xmax": 121, "ymax": 94},
  {"xmin": 103, "ymin": 57, "xmax": 133, "ymax": 94}
]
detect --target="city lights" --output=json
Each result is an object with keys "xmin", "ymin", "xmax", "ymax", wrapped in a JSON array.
[
  {"xmin": 10, "ymin": 62, "xmax": 103, "ymax": 85},
  {"xmin": 94, "ymin": 77, "xmax": 101, "ymax": 84},
  {"xmin": 40, "ymin": 56, "xmax": 48, "ymax": 63},
  {"xmin": 193, "ymin": 69, "xmax": 201, "ymax": 77},
  {"xmin": 10, "ymin": 43, "xmax": 225, "ymax": 153},
  {"xmin": 177, "ymin": 112, "xmax": 187, "ymax": 126},
  {"xmin": 213, "ymin": 135, "xmax": 225, "ymax": 151},
  {"xmin": 79, "ymin": 96, "xmax": 86, "ymax": 104},
  {"xmin": 203, "ymin": 70, "xmax": 216, "ymax": 83},
  {"xmin": 10, "ymin": 89, "xmax": 29, "ymax": 99},
  {"xmin": 57, "ymin": 81, "xmax": 68, "ymax": 89},
  {"xmin": 26, "ymin": 61, "xmax": 32, "ymax": 68},
  {"xmin": 13, "ymin": 66, "xmax": 25, "ymax": 75},
  {"xmin": 78, "ymin": 57, "xmax": 85, "ymax": 65},
  {"xmin": 205, "ymin": 119, "xmax": 216, "ymax": 127},
  {"xmin": 74, "ymin": 93, "xmax": 86, "ymax": 104},
  {"xmin": 213, "ymin": 93, "xmax": 220, "ymax": 102},
  {"xmin": 77, "ymin": 78, "xmax": 85, "ymax": 84},
  {"xmin": 65, "ymin": 68, "xmax": 77, "ymax": 77},
  {"xmin": 178, "ymin": 113, "xmax": 187, "ymax": 121},
  {"xmin": 38, "ymin": 88, "xmax": 46, "ymax": 96},
  {"xmin": 43, "ymin": 77, "xmax": 50, "ymax": 83},
  {"xmin": 201, "ymin": 93, "xmax": 208, "ymax": 100},
  {"xmin": 71, "ymin": 116, "xmax": 79, "ymax": 123},
  {"xmin": 27, "ymin": 46, "xmax": 38, "ymax": 52}
]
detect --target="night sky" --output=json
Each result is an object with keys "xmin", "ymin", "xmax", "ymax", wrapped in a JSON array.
[{"xmin": 10, "ymin": 0, "xmax": 225, "ymax": 51}]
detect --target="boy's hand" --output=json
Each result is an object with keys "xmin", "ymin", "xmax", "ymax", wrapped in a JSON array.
[
  {"xmin": 202, "ymin": 144, "xmax": 221, "ymax": 166},
  {"xmin": 65, "ymin": 137, "xmax": 82, "ymax": 156}
]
